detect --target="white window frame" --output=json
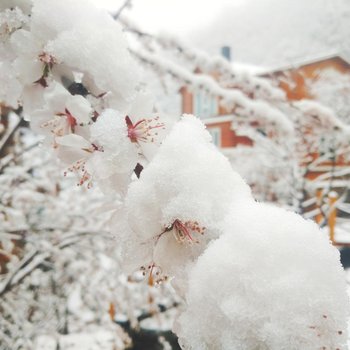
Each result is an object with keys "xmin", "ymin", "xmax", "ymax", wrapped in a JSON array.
[
  {"xmin": 193, "ymin": 90, "xmax": 218, "ymax": 119},
  {"xmin": 207, "ymin": 127, "xmax": 221, "ymax": 147}
]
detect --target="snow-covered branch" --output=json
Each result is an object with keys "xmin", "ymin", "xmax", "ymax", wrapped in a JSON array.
[
  {"xmin": 0, "ymin": 2, "xmax": 348, "ymax": 350},
  {"xmin": 120, "ymin": 15, "xmax": 285, "ymax": 101},
  {"xmin": 132, "ymin": 47, "xmax": 294, "ymax": 135}
]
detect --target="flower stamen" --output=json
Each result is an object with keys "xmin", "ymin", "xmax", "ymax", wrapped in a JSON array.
[
  {"xmin": 35, "ymin": 52, "xmax": 57, "ymax": 87},
  {"xmin": 125, "ymin": 115, "xmax": 165, "ymax": 143},
  {"xmin": 63, "ymin": 143, "xmax": 103, "ymax": 188},
  {"xmin": 41, "ymin": 108, "xmax": 78, "ymax": 136},
  {"xmin": 57, "ymin": 108, "xmax": 77, "ymax": 132},
  {"xmin": 157, "ymin": 219, "xmax": 206, "ymax": 244},
  {"xmin": 140, "ymin": 263, "xmax": 168, "ymax": 286}
]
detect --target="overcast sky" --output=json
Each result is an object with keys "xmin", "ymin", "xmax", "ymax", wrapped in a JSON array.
[
  {"xmin": 92, "ymin": 0, "xmax": 243, "ymax": 35},
  {"xmin": 92, "ymin": 0, "xmax": 350, "ymax": 68}
]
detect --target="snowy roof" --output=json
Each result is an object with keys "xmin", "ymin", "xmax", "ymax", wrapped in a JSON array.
[
  {"xmin": 258, "ymin": 51, "xmax": 350, "ymax": 76},
  {"xmin": 231, "ymin": 62, "xmax": 267, "ymax": 76}
]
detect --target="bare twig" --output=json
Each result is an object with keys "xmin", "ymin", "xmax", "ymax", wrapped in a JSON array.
[
  {"xmin": 0, "ymin": 230, "xmax": 101, "ymax": 297},
  {"xmin": 113, "ymin": 0, "xmax": 132, "ymax": 20},
  {"xmin": 0, "ymin": 140, "xmax": 41, "ymax": 173},
  {"xmin": 0, "ymin": 116, "xmax": 22, "ymax": 157},
  {"xmin": 0, "ymin": 249, "xmax": 39, "ymax": 296}
]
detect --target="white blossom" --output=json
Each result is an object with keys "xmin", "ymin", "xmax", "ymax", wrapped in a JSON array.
[{"xmin": 123, "ymin": 115, "xmax": 252, "ymax": 291}]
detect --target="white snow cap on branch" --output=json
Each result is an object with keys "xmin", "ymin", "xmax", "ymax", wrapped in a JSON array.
[
  {"xmin": 120, "ymin": 16, "xmax": 285, "ymax": 101},
  {"xmin": 293, "ymin": 99, "xmax": 350, "ymax": 132},
  {"xmin": 0, "ymin": 1, "xmax": 32, "ymax": 13},
  {"xmin": 132, "ymin": 48, "xmax": 294, "ymax": 135},
  {"xmin": 86, "ymin": 109, "xmax": 139, "ymax": 192},
  {"xmin": 177, "ymin": 200, "xmax": 349, "ymax": 350},
  {"xmin": 1, "ymin": 0, "xmax": 140, "ymax": 113},
  {"xmin": 123, "ymin": 115, "xmax": 252, "ymax": 289}
]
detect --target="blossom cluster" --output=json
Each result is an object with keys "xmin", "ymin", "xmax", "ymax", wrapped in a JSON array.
[
  {"xmin": 0, "ymin": 1, "xmax": 349, "ymax": 349},
  {"xmin": 0, "ymin": 0, "xmax": 172, "ymax": 194}
]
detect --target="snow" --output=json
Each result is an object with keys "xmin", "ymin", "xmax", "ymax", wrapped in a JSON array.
[
  {"xmin": 0, "ymin": 60, "xmax": 22, "ymax": 108},
  {"xmin": 30, "ymin": 0, "xmax": 104, "ymax": 41},
  {"xmin": 177, "ymin": 201, "xmax": 349, "ymax": 350},
  {"xmin": 154, "ymin": 30, "xmax": 283, "ymax": 99},
  {"xmin": 308, "ymin": 67, "xmax": 350, "ymax": 124},
  {"xmin": 48, "ymin": 15, "xmax": 139, "ymax": 111},
  {"xmin": 87, "ymin": 109, "xmax": 138, "ymax": 190},
  {"xmin": 0, "ymin": 1, "xmax": 32, "ymax": 14},
  {"xmin": 333, "ymin": 221, "xmax": 350, "ymax": 245},
  {"xmin": 190, "ymin": 0, "xmax": 350, "ymax": 68},
  {"xmin": 35, "ymin": 335, "xmax": 57, "ymax": 350},
  {"xmin": 59, "ymin": 331, "xmax": 121, "ymax": 350},
  {"xmin": 1, "ymin": 1, "xmax": 349, "ymax": 349},
  {"xmin": 140, "ymin": 307, "xmax": 178, "ymax": 332},
  {"xmin": 293, "ymin": 99, "xmax": 350, "ymax": 132},
  {"xmin": 133, "ymin": 47, "xmax": 293, "ymax": 134},
  {"xmin": 122, "ymin": 115, "xmax": 253, "ymax": 292},
  {"xmin": 224, "ymin": 143, "xmax": 292, "ymax": 204},
  {"xmin": 0, "ymin": 6, "xmax": 28, "ymax": 38},
  {"xmin": 35, "ymin": 330, "xmax": 126, "ymax": 350}
]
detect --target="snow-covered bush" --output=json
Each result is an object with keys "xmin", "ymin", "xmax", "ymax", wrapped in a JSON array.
[{"xmin": 0, "ymin": 1, "xmax": 348, "ymax": 349}]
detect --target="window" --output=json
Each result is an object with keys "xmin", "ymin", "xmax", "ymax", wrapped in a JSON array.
[
  {"xmin": 193, "ymin": 90, "xmax": 218, "ymax": 119},
  {"xmin": 208, "ymin": 127, "xmax": 221, "ymax": 147}
]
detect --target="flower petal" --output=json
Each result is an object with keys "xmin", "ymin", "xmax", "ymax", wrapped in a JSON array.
[
  {"xmin": 66, "ymin": 95, "xmax": 92, "ymax": 124},
  {"xmin": 55, "ymin": 133, "xmax": 91, "ymax": 149}
]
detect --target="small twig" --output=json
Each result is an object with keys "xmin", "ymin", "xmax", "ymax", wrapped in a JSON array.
[
  {"xmin": 0, "ymin": 249, "xmax": 39, "ymax": 296},
  {"xmin": 0, "ymin": 230, "xmax": 99, "ymax": 297},
  {"xmin": 0, "ymin": 140, "xmax": 41, "ymax": 173},
  {"xmin": 134, "ymin": 163, "xmax": 144, "ymax": 178},
  {"xmin": 137, "ymin": 302, "xmax": 179, "ymax": 323},
  {"xmin": 0, "ymin": 117, "xmax": 22, "ymax": 157},
  {"xmin": 113, "ymin": 0, "xmax": 132, "ymax": 20}
]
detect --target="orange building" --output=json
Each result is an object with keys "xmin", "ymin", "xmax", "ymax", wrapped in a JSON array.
[
  {"xmin": 180, "ymin": 85, "xmax": 253, "ymax": 148},
  {"xmin": 180, "ymin": 53, "xmax": 350, "ymax": 236},
  {"xmin": 260, "ymin": 53, "xmax": 350, "ymax": 101},
  {"xmin": 263, "ymin": 53, "xmax": 350, "ymax": 184},
  {"xmin": 180, "ymin": 53, "xmax": 350, "ymax": 148}
]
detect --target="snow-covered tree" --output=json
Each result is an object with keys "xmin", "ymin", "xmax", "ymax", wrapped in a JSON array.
[
  {"xmin": 0, "ymin": 1, "xmax": 349, "ymax": 349},
  {"xmin": 0, "ymin": 124, "xmax": 180, "ymax": 350},
  {"xmin": 120, "ymin": 16, "xmax": 350, "ymax": 220},
  {"xmin": 308, "ymin": 68, "xmax": 350, "ymax": 124}
]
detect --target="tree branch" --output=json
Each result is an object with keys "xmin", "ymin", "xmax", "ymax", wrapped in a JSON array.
[
  {"xmin": 0, "ymin": 230, "xmax": 100, "ymax": 297},
  {"xmin": 113, "ymin": 0, "xmax": 132, "ymax": 20}
]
